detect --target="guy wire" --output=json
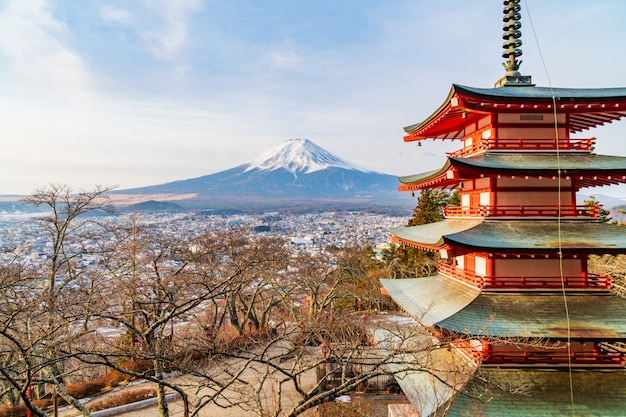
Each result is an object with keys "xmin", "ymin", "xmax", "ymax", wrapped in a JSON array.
[{"xmin": 524, "ymin": 1, "xmax": 576, "ymax": 415}]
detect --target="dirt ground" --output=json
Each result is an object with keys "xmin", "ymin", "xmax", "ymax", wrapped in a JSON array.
[{"xmin": 57, "ymin": 365, "xmax": 320, "ymax": 417}]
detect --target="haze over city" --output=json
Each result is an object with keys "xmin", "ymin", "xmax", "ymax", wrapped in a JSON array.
[{"xmin": 2, "ymin": 1, "xmax": 626, "ymax": 196}]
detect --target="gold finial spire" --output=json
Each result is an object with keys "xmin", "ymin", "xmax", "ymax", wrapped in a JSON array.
[
  {"xmin": 502, "ymin": 0, "xmax": 522, "ymax": 73},
  {"xmin": 495, "ymin": 0, "xmax": 533, "ymax": 87}
]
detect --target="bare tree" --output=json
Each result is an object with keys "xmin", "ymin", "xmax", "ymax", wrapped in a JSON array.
[
  {"xmin": 64, "ymin": 224, "xmax": 292, "ymax": 417},
  {"xmin": 0, "ymin": 188, "xmax": 486, "ymax": 417},
  {"xmin": 0, "ymin": 185, "xmax": 116, "ymax": 416}
]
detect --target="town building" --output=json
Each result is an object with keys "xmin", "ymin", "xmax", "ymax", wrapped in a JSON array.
[{"xmin": 381, "ymin": 1, "xmax": 626, "ymax": 415}]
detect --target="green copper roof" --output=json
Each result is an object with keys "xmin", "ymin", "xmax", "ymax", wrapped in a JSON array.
[
  {"xmin": 453, "ymin": 153, "xmax": 626, "ymax": 174},
  {"xmin": 381, "ymin": 276, "xmax": 626, "ymax": 339},
  {"xmin": 398, "ymin": 164, "xmax": 451, "ymax": 185},
  {"xmin": 390, "ymin": 219, "xmax": 482, "ymax": 248},
  {"xmin": 438, "ymin": 291, "xmax": 626, "ymax": 339},
  {"xmin": 455, "ymin": 84, "xmax": 626, "ymax": 101},
  {"xmin": 447, "ymin": 368, "xmax": 626, "ymax": 417},
  {"xmin": 398, "ymin": 153, "xmax": 626, "ymax": 186},
  {"xmin": 391, "ymin": 220, "xmax": 626, "ymax": 254},
  {"xmin": 380, "ymin": 277, "xmax": 480, "ymax": 326},
  {"xmin": 445, "ymin": 220, "xmax": 626, "ymax": 254}
]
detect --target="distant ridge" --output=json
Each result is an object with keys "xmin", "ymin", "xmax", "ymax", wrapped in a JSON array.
[
  {"xmin": 125, "ymin": 200, "xmax": 183, "ymax": 212},
  {"xmin": 114, "ymin": 138, "xmax": 411, "ymax": 210}
]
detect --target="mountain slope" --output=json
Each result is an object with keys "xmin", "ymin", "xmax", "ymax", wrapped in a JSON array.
[
  {"xmin": 245, "ymin": 138, "xmax": 367, "ymax": 175},
  {"xmin": 116, "ymin": 138, "xmax": 408, "ymax": 206}
]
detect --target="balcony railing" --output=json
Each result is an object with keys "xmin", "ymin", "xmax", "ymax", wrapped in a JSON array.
[
  {"xmin": 437, "ymin": 261, "xmax": 485, "ymax": 288},
  {"xmin": 437, "ymin": 261, "xmax": 612, "ymax": 290},
  {"xmin": 444, "ymin": 204, "xmax": 599, "ymax": 218},
  {"xmin": 447, "ymin": 137, "xmax": 595, "ymax": 158},
  {"xmin": 481, "ymin": 349, "xmax": 625, "ymax": 366}
]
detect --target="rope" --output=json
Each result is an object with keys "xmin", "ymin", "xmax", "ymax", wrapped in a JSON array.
[{"xmin": 524, "ymin": 1, "xmax": 576, "ymax": 415}]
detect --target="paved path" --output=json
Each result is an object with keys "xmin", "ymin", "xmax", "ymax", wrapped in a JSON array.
[{"xmin": 59, "ymin": 354, "xmax": 319, "ymax": 417}]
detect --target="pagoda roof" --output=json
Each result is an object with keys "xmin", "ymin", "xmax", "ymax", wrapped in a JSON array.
[
  {"xmin": 404, "ymin": 84, "xmax": 626, "ymax": 140},
  {"xmin": 381, "ymin": 276, "xmax": 626, "ymax": 339},
  {"xmin": 380, "ymin": 277, "xmax": 480, "ymax": 326},
  {"xmin": 456, "ymin": 84, "xmax": 626, "ymax": 102},
  {"xmin": 453, "ymin": 152, "xmax": 626, "ymax": 174},
  {"xmin": 446, "ymin": 368, "xmax": 626, "ymax": 417},
  {"xmin": 390, "ymin": 219, "xmax": 482, "ymax": 250},
  {"xmin": 398, "ymin": 152, "xmax": 626, "ymax": 190},
  {"xmin": 440, "ymin": 291, "xmax": 626, "ymax": 339},
  {"xmin": 391, "ymin": 219, "xmax": 626, "ymax": 255}
]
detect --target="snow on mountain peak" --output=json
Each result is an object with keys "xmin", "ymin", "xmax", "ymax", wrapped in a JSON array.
[{"xmin": 244, "ymin": 139, "xmax": 368, "ymax": 175}]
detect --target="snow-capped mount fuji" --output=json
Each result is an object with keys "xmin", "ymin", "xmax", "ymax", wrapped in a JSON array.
[
  {"xmin": 116, "ymin": 139, "xmax": 410, "ymax": 210},
  {"xmin": 245, "ymin": 138, "xmax": 369, "ymax": 176}
]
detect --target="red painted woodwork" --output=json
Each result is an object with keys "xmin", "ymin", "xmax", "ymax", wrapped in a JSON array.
[
  {"xmin": 481, "ymin": 349, "xmax": 625, "ymax": 366},
  {"xmin": 447, "ymin": 137, "xmax": 595, "ymax": 158},
  {"xmin": 437, "ymin": 261, "xmax": 612, "ymax": 290},
  {"xmin": 456, "ymin": 340, "xmax": 626, "ymax": 367},
  {"xmin": 444, "ymin": 204, "xmax": 599, "ymax": 218}
]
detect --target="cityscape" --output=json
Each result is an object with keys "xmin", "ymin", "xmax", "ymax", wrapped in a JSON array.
[{"xmin": 0, "ymin": 208, "xmax": 406, "ymax": 270}]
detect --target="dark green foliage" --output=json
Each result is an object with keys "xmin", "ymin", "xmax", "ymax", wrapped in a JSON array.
[
  {"xmin": 584, "ymin": 195, "xmax": 612, "ymax": 223},
  {"xmin": 390, "ymin": 190, "xmax": 459, "ymax": 277},
  {"xmin": 407, "ymin": 189, "xmax": 455, "ymax": 226}
]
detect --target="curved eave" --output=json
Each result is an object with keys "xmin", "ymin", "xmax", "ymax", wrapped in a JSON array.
[
  {"xmin": 446, "ymin": 369, "xmax": 626, "ymax": 417},
  {"xmin": 390, "ymin": 219, "xmax": 484, "ymax": 251},
  {"xmin": 380, "ymin": 277, "xmax": 480, "ymax": 327},
  {"xmin": 445, "ymin": 220, "xmax": 626, "ymax": 255},
  {"xmin": 403, "ymin": 85, "xmax": 488, "ymax": 141},
  {"xmin": 404, "ymin": 85, "xmax": 456, "ymax": 138},
  {"xmin": 398, "ymin": 164, "xmax": 450, "ymax": 184},
  {"xmin": 397, "ymin": 161, "xmax": 459, "ymax": 191},
  {"xmin": 404, "ymin": 84, "xmax": 626, "ymax": 140}
]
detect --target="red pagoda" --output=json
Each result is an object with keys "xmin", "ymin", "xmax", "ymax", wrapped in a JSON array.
[{"xmin": 381, "ymin": 1, "xmax": 626, "ymax": 415}]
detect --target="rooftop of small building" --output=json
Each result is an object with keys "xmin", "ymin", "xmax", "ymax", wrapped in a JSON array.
[{"xmin": 370, "ymin": 313, "xmax": 476, "ymax": 417}]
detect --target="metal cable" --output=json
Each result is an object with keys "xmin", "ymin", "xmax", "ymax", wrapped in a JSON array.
[{"xmin": 524, "ymin": 1, "xmax": 576, "ymax": 415}]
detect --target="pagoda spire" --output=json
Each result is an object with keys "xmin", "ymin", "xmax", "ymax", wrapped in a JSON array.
[
  {"xmin": 495, "ymin": 0, "xmax": 533, "ymax": 87},
  {"xmin": 502, "ymin": 0, "xmax": 522, "ymax": 73}
]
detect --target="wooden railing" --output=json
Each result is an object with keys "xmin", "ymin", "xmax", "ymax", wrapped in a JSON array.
[
  {"xmin": 481, "ymin": 349, "xmax": 625, "ymax": 366},
  {"xmin": 444, "ymin": 204, "xmax": 599, "ymax": 218},
  {"xmin": 437, "ymin": 261, "xmax": 485, "ymax": 288},
  {"xmin": 437, "ymin": 261, "xmax": 612, "ymax": 290},
  {"xmin": 483, "ymin": 275, "xmax": 613, "ymax": 290},
  {"xmin": 447, "ymin": 137, "xmax": 595, "ymax": 158}
]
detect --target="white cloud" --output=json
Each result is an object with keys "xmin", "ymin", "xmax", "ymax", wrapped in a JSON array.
[
  {"xmin": 139, "ymin": 0, "xmax": 204, "ymax": 60},
  {"xmin": 268, "ymin": 48, "xmax": 303, "ymax": 71},
  {"xmin": 0, "ymin": 0, "xmax": 97, "ymax": 103},
  {"xmin": 99, "ymin": 5, "xmax": 133, "ymax": 25}
]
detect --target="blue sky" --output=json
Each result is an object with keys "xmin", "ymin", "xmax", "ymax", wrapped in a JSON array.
[{"xmin": 2, "ymin": 1, "xmax": 626, "ymax": 196}]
